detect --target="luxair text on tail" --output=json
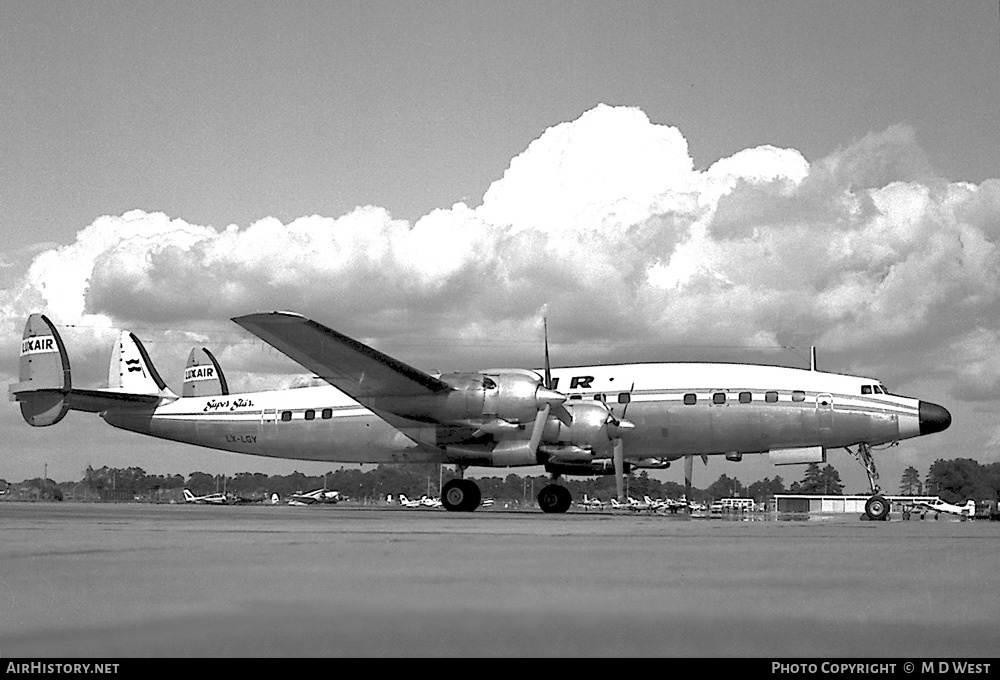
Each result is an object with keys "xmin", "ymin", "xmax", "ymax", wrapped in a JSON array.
[
  {"xmin": 9, "ymin": 314, "xmax": 176, "ymax": 428},
  {"xmin": 182, "ymin": 347, "xmax": 228, "ymax": 397},
  {"xmin": 9, "ymin": 314, "xmax": 72, "ymax": 426}
]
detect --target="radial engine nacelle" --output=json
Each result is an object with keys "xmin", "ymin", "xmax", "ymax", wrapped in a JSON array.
[
  {"xmin": 434, "ymin": 370, "xmax": 565, "ymax": 427},
  {"xmin": 540, "ymin": 401, "xmax": 634, "ymax": 458}
]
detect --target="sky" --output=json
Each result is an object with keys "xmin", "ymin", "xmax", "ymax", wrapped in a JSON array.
[{"xmin": 2, "ymin": 1, "xmax": 998, "ymax": 495}]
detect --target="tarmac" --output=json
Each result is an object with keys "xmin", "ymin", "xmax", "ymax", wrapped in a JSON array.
[{"xmin": 2, "ymin": 502, "xmax": 999, "ymax": 657}]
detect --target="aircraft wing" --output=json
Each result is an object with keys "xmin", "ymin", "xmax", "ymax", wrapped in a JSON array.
[{"xmin": 232, "ymin": 312, "xmax": 450, "ymax": 401}]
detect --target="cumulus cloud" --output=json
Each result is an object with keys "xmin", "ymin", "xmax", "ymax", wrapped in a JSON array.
[{"xmin": 2, "ymin": 105, "xmax": 999, "ymax": 405}]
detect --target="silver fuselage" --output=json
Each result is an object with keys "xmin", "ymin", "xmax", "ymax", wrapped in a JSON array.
[{"xmin": 101, "ymin": 362, "xmax": 931, "ymax": 468}]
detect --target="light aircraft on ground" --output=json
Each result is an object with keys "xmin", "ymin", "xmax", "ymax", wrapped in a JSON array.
[
  {"xmin": 907, "ymin": 497, "xmax": 976, "ymax": 520},
  {"xmin": 580, "ymin": 493, "xmax": 605, "ymax": 509},
  {"xmin": 610, "ymin": 497, "xmax": 651, "ymax": 512},
  {"xmin": 398, "ymin": 494, "xmax": 442, "ymax": 508},
  {"xmin": 183, "ymin": 489, "xmax": 228, "ymax": 505},
  {"xmin": 287, "ymin": 488, "xmax": 343, "ymax": 505},
  {"xmin": 10, "ymin": 312, "xmax": 952, "ymax": 519}
]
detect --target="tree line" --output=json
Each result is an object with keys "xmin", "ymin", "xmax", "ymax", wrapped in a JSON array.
[{"xmin": 2, "ymin": 458, "xmax": 997, "ymax": 505}]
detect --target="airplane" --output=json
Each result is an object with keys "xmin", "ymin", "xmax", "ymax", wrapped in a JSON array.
[
  {"xmin": 907, "ymin": 497, "xmax": 976, "ymax": 520},
  {"xmin": 398, "ymin": 494, "xmax": 421, "ymax": 508},
  {"xmin": 287, "ymin": 488, "xmax": 343, "ymax": 505},
  {"xmin": 580, "ymin": 493, "xmax": 605, "ymax": 509},
  {"xmin": 610, "ymin": 497, "xmax": 651, "ymax": 512},
  {"xmin": 10, "ymin": 311, "xmax": 952, "ymax": 519},
  {"xmin": 183, "ymin": 488, "xmax": 228, "ymax": 504},
  {"xmin": 398, "ymin": 494, "xmax": 441, "ymax": 508},
  {"xmin": 643, "ymin": 495, "xmax": 668, "ymax": 512}
]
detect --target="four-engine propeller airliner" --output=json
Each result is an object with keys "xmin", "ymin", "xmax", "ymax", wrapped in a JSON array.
[{"xmin": 10, "ymin": 311, "xmax": 952, "ymax": 519}]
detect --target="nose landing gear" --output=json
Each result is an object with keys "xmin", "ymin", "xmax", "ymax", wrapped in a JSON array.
[{"xmin": 848, "ymin": 442, "xmax": 892, "ymax": 521}]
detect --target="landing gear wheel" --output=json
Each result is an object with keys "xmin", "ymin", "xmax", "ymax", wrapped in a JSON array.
[
  {"xmin": 441, "ymin": 479, "xmax": 481, "ymax": 512},
  {"xmin": 864, "ymin": 494, "xmax": 891, "ymax": 521},
  {"xmin": 537, "ymin": 484, "xmax": 572, "ymax": 513}
]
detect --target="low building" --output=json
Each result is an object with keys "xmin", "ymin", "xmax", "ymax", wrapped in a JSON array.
[{"xmin": 770, "ymin": 494, "xmax": 938, "ymax": 514}]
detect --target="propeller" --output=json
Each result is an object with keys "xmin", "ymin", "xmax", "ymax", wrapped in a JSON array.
[
  {"xmin": 527, "ymin": 317, "xmax": 567, "ymax": 456},
  {"xmin": 611, "ymin": 382, "xmax": 635, "ymax": 502},
  {"xmin": 684, "ymin": 454, "xmax": 708, "ymax": 511}
]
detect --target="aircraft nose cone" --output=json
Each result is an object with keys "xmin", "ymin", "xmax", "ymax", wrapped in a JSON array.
[{"xmin": 919, "ymin": 401, "xmax": 952, "ymax": 436}]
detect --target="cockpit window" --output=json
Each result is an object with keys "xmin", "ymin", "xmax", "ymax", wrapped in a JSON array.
[
  {"xmin": 861, "ymin": 385, "xmax": 872, "ymax": 395},
  {"xmin": 483, "ymin": 377, "xmax": 497, "ymax": 390},
  {"xmin": 873, "ymin": 385, "xmax": 883, "ymax": 394}
]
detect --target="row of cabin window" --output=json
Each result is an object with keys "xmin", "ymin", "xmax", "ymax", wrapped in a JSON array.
[
  {"xmin": 280, "ymin": 408, "xmax": 333, "ymax": 422},
  {"xmin": 685, "ymin": 390, "xmax": 804, "ymax": 405},
  {"xmin": 572, "ymin": 391, "xmax": 809, "ymax": 405}
]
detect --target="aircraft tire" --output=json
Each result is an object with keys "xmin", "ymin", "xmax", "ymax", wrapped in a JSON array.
[
  {"xmin": 442, "ymin": 479, "xmax": 480, "ymax": 512},
  {"xmin": 864, "ymin": 494, "xmax": 891, "ymax": 521},
  {"xmin": 537, "ymin": 484, "xmax": 571, "ymax": 514}
]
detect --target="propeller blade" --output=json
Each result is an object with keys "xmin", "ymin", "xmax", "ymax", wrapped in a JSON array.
[
  {"xmin": 527, "ymin": 404, "xmax": 550, "ymax": 455},
  {"xmin": 551, "ymin": 403, "xmax": 573, "ymax": 426},
  {"xmin": 620, "ymin": 382, "xmax": 635, "ymax": 420},
  {"xmin": 543, "ymin": 317, "xmax": 552, "ymax": 389},
  {"xmin": 614, "ymin": 438, "xmax": 625, "ymax": 501},
  {"xmin": 684, "ymin": 454, "xmax": 693, "ymax": 508}
]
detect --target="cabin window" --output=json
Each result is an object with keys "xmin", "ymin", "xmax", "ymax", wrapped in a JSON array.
[
  {"xmin": 862, "ymin": 385, "xmax": 872, "ymax": 395},
  {"xmin": 569, "ymin": 395, "xmax": 582, "ymax": 401},
  {"xmin": 322, "ymin": 408, "xmax": 333, "ymax": 419},
  {"xmin": 305, "ymin": 409, "xmax": 315, "ymax": 421},
  {"xmin": 792, "ymin": 391, "xmax": 806, "ymax": 402},
  {"xmin": 739, "ymin": 392, "xmax": 752, "ymax": 404},
  {"xmin": 712, "ymin": 392, "xmax": 726, "ymax": 405},
  {"xmin": 683, "ymin": 393, "xmax": 697, "ymax": 405},
  {"xmin": 280, "ymin": 411, "xmax": 292, "ymax": 422},
  {"xmin": 593, "ymin": 394, "xmax": 605, "ymax": 402},
  {"xmin": 618, "ymin": 392, "xmax": 630, "ymax": 404},
  {"xmin": 765, "ymin": 391, "xmax": 778, "ymax": 403}
]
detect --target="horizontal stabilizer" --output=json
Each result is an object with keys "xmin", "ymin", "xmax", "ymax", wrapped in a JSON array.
[{"xmin": 183, "ymin": 347, "xmax": 229, "ymax": 397}]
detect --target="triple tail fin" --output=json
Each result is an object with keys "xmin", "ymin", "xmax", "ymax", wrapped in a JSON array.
[
  {"xmin": 182, "ymin": 347, "xmax": 229, "ymax": 397},
  {"xmin": 107, "ymin": 330, "xmax": 168, "ymax": 395},
  {"xmin": 9, "ymin": 314, "xmax": 175, "ymax": 427}
]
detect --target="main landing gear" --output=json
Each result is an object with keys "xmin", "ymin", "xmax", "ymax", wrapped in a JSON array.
[
  {"xmin": 441, "ymin": 477, "xmax": 573, "ymax": 513},
  {"xmin": 848, "ymin": 442, "xmax": 892, "ymax": 521},
  {"xmin": 441, "ymin": 478, "xmax": 482, "ymax": 512},
  {"xmin": 537, "ymin": 484, "xmax": 572, "ymax": 513}
]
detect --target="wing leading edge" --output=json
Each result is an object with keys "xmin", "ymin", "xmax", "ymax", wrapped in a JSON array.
[{"xmin": 232, "ymin": 311, "xmax": 452, "ymax": 405}]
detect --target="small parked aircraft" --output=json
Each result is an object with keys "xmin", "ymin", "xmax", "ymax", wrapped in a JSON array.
[
  {"xmin": 183, "ymin": 489, "xmax": 228, "ymax": 505},
  {"xmin": 287, "ymin": 488, "xmax": 343, "ymax": 505},
  {"xmin": 909, "ymin": 497, "xmax": 976, "ymax": 520},
  {"xmin": 398, "ymin": 494, "xmax": 442, "ymax": 508}
]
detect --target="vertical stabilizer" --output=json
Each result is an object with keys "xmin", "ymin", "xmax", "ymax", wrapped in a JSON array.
[
  {"xmin": 9, "ymin": 314, "xmax": 72, "ymax": 426},
  {"xmin": 182, "ymin": 347, "xmax": 229, "ymax": 397},
  {"xmin": 107, "ymin": 331, "xmax": 167, "ymax": 395}
]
